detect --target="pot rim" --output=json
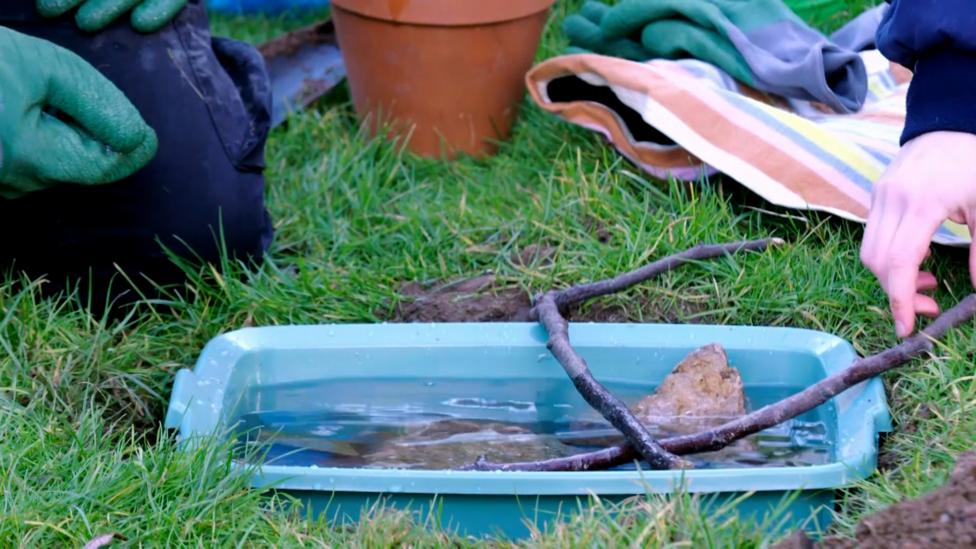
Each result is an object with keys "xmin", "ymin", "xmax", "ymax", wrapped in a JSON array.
[{"xmin": 330, "ymin": 0, "xmax": 555, "ymax": 26}]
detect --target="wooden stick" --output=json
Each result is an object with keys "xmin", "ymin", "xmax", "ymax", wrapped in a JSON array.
[
  {"xmin": 471, "ymin": 294, "xmax": 976, "ymax": 471},
  {"xmin": 526, "ymin": 238, "xmax": 784, "ymax": 470},
  {"xmin": 542, "ymin": 239, "xmax": 785, "ymax": 312}
]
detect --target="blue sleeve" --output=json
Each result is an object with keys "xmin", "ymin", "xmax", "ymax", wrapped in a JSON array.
[{"xmin": 877, "ymin": 0, "xmax": 976, "ymax": 144}]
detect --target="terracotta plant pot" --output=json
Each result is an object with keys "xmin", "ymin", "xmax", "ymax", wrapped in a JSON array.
[{"xmin": 331, "ymin": 0, "xmax": 554, "ymax": 159}]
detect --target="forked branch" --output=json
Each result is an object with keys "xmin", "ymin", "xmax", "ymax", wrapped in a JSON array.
[{"xmin": 525, "ymin": 238, "xmax": 784, "ymax": 470}]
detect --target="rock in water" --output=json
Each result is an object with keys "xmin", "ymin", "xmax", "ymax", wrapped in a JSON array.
[
  {"xmin": 363, "ymin": 420, "xmax": 574, "ymax": 470},
  {"xmin": 545, "ymin": 343, "xmax": 749, "ymax": 447},
  {"xmin": 634, "ymin": 343, "xmax": 745, "ymax": 433}
]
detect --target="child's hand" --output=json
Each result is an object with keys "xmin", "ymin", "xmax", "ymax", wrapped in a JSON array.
[
  {"xmin": 861, "ymin": 132, "xmax": 976, "ymax": 337},
  {"xmin": 861, "ymin": 131, "xmax": 976, "ymax": 337}
]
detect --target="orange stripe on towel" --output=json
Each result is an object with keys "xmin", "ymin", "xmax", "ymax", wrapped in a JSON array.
[{"xmin": 528, "ymin": 55, "xmax": 870, "ymax": 218}]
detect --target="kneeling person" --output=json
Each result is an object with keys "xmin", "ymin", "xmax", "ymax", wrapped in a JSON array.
[{"xmin": 0, "ymin": 0, "xmax": 274, "ymax": 307}]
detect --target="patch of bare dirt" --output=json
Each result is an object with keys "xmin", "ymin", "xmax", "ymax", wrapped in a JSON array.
[
  {"xmin": 393, "ymin": 274, "xmax": 532, "ymax": 322},
  {"xmin": 776, "ymin": 450, "xmax": 976, "ymax": 548},
  {"xmin": 391, "ymin": 271, "xmax": 711, "ymax": 324},
  {"xmin": 391, "ymin": 241, "xmax": 711, "ymax": 324}
]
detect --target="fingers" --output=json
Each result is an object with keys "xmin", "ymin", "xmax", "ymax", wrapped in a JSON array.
[
  {"xmin": 860, "ymin": 178, "xmax": 947, "ymax": 337},
  {"xmin": 35, "ymin": 0, "xmax": 85, "ymax": 17},
  {"xmin": 916, "ymin": 271, "xmax": 938, "ymax": 292},
  {"xmin": 43, "ymin": 43, "xmax": 152, "ymax": 154},
  {"xmin": 860, "ymin": 191, "xmax": 882, "ymax": 267},
  {"xmin": 885, "ymin": 206, "xmax": 945, "ymax": 337},
  {"xmin": 860, "ymin": 186, "xmax": 903, "ymax": 288},
  {"xmin": 75, "ymin": 0, "xmax": 142, "ymax": 32},
  {"xmin": 131, "ymin": 0, "xmax": 187, "ymax": 32},
  {"xmin": 25, "ymin": 111, "xmax": 157, "ymax": 184},
  {"xmin": 914, "ymin": 294, "xmax": 940, "ymax": 318}
]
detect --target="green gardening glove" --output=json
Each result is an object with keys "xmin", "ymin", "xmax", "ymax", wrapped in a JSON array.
[
  {"xmin": 0, "ymin": 27, "xmax": 158, "ymax": 199},
  {"xmin": 563, "ymin": 0, "xmax": 867, "ymax": 112},
  {"xmin": 37, "ymin": 0, "xmax": 188, "ymax": 33}
]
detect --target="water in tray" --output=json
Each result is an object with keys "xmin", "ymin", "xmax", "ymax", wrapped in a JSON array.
[{"xmin": 233, "ymin": 378, "xmax": 833, "ymax": 470}]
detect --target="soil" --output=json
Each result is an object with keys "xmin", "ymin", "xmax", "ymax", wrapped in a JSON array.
[
  {"xmin": 392, "ymin": 271, "xmax": 709, "ymax": 324},
  {"xmin": 776, "ymin": 450, "xmax": 976, "ymax": 548},
  {"xmin": 392, "ymin": 274, "xmax": 533, "ymax": 322},
  {"xmin": 258, "ymin": 20, "xmax": 337, "ymax": 60},
  {"xmin": 392, "ymin": 243, "xmax": 715, "ymax": 323}
]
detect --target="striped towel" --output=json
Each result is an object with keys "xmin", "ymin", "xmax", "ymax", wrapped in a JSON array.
[{"xmin": 526, "ymin": 51, "xmax": 971, "ymax": 246}]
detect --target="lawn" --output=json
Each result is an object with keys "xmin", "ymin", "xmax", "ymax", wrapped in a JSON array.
[{"xmin": 2, "ymin": 1, "xmax": 974, "ymax": 546}]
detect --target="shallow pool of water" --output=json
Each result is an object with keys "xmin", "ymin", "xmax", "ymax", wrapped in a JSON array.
[{"xmin": 232, "ymin": 378, "xmax": 832, "ymax": 470}]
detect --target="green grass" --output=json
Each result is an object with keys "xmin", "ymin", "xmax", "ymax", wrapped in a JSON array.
[{"xmin": 3, "ymin": 1, "xmax": 974, "ymax": 546}]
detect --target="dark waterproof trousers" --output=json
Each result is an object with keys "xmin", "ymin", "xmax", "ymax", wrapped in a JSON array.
[{"xmin": 0, "ymin": 0, "xmax": 274, "ymax": 306}]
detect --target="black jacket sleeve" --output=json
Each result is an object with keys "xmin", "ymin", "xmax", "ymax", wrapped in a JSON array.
[{"xmin": 877, "ymin": 0, "xmax": 976, "ymax": 144}]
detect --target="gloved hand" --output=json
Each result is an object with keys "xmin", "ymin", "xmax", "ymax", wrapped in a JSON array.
[
  {"xmin": 37, "ymin": 0, "xmax": 188, "ymax": 33},
  {"xmin": 0, "ymin": 27, "xmax": 157, "ymax": 199}
]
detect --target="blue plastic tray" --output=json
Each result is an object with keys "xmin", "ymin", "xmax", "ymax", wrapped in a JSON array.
[{"xmin": 165, "ymin": 322, "xmax": 891, "ymax": 538}]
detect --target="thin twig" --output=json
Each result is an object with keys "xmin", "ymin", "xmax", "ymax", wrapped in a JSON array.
[
  {"xmin": 539, "ymin": 238, "xmax": 785, "ymax": 313},
  {"xmin": 525, "ymin": 238, "xmax": 784, "ymax": 470},
  {"xmin": 471, "ymin": 294, "xmax": 976, "ymax": 471}
]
